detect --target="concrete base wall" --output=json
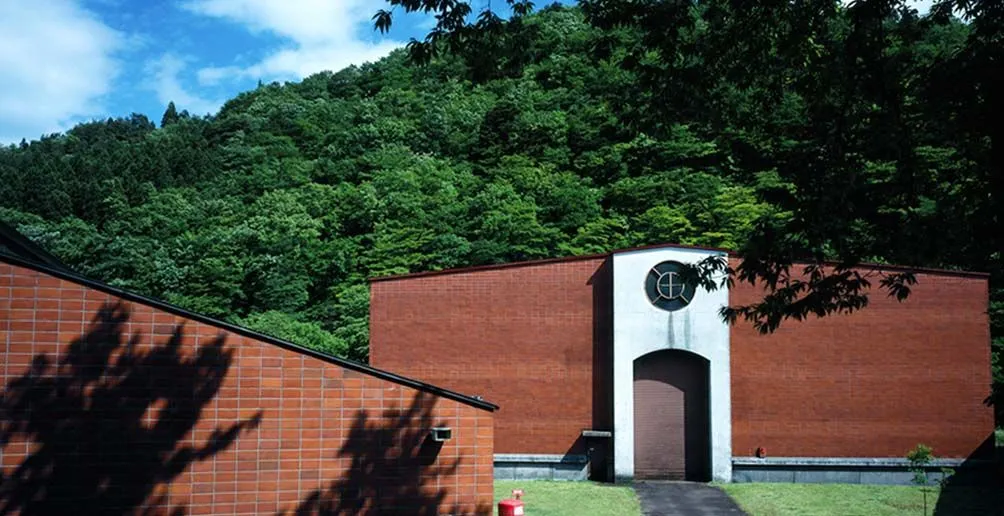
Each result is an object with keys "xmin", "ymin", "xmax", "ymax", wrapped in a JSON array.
[
  {"xmin": 494, "ymin": 454, "xmax": 995, "ymax": 486},
  {"xmin": 732, "ymin": 457, "xmax": 968, "ymax": 485},
  {"xmin": 494, "ymin": 454, "xmax": 589, "ymax": 481}
]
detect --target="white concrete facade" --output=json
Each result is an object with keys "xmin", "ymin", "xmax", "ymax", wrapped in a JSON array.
[{"xmin": 612, "ymin": 246, "xmax": 732, "ymax": 482}]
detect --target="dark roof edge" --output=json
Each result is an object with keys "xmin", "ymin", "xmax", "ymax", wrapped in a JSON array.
[
  {"xmin": 0, "ymin": 253, "xmax": 498, "ymax": 412},
  {"xmin": 826, "ymin": 260, "xmax": 989, "ymax": 279},
  {"xmin": 370, "ymin": 242, "xmax": 988, "ymax": 283},
  {"xmin": 370, "ymin": 251, "xmax": 612, "ymax": 283},
  {"xmin": 370, "ymin": 242, "xmax": 731, "ymax": 283},
  {"xmin": 0, "ymin": 221, "xmax": 73, "ymax": 273}
]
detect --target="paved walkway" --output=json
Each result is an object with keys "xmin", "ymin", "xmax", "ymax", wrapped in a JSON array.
[{"xmin": 634, "ymin": 481, "xmax": 746, "ymax": 516}]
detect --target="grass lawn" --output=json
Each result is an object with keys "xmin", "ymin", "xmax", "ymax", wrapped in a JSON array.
[
  {"xmin": 491, "ymin": 481, "xmax": 1002, "ymax": 516},
  {"xmin": 493, "ymin": 481, "xmax": 641, "ymax": 516},
  {"xmin": 719, "ymin": 483, "xmax": 1004, "ymax": 516},
  {"xmin": 491, "ymin": 479, "xmax": 1002, "ymax": 515}
]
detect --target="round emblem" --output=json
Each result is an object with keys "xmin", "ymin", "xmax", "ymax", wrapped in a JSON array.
[{"xmin": 645, "ymin": 261, "xmax": 697, "ymax": 311}]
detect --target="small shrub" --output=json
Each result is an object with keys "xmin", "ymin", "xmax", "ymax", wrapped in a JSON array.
[
  {"xmin": 906, "ymin": 444, "xmax": 955, "ymax": 516},
  {"xmin": 907, "ymin": 443, "xmax": 933, "ymax": 487}
]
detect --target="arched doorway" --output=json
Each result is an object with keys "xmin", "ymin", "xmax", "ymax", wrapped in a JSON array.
[{"xmin": 633, "ymin": 350, "xmax": 710, "ymax": 481}]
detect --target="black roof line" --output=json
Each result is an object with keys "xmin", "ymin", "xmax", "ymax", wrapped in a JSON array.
[
  {"xmin": 371, "ymin": 243, "xmax": 989, "ymax": 283},
  {"xmin": 370, "ymin": 241, "xmax": 731, "ymax": 283},
  {"xmin": 0, "ymin": 252, "xmax": 498, "ymax": 412},
  {"xmin": 0, "ymin": 221, "xmax": 73, "ymax": 273}
]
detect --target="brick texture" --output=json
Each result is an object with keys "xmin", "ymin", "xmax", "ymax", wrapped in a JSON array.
[
  {"xmin": 730, "ymin": 257, "xmax": 994, "ymax": 459},
  {"xmin": 0, "ymin": 261, "xmax": 493, "ymax": 515},
  {"xmin": 371, "ymin": 253, "xmax": 993, "ymax": 464},
  {"xmin": 370, "ymin": 257, "xmax": 611, "ymax": 456}
]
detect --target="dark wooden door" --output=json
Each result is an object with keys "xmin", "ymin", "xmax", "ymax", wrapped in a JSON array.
[{"xmin": 633, "ymin": 350, "xmax": 710, "ymax": 481}]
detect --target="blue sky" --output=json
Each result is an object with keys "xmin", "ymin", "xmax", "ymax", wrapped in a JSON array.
[
  {"xmin": 0, "ymin": 0, "xmax": 934, "ymax": 144},
  {"xmin": 0, "ymin": 0, "xmax": 481, "ymax": 143}
]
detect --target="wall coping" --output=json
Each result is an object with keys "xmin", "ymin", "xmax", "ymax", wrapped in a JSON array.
[
  {"xmin": 369, "ymin": 242, "xmax": 728, "ymax": 283},
  {"xmin": 495, "ymin": 454, "xmax": 589, "ymax": 464},
  {"xmin": 369, "ymin": 243, "xmax": 989, "ymax": 284}
]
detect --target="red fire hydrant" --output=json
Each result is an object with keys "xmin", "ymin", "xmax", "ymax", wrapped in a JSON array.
[{"xmin": 498, "ymin": 489, "xmax": 525, "ymax": 516}]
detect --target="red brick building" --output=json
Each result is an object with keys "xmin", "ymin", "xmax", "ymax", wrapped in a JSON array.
[
  {"xmin": 0, "ymin": 223, "xmax": 495, "ymax": 515},
  {"xmin": 370, "ymin": 243, "xmax": 994, "ymax": 484}
]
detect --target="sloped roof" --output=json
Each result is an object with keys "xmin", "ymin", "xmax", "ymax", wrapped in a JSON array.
[
  {"xmin": 0, "ymin": 223, "xmax": 497, "ymax": 412},
  {"xmin": 0, "ymin": 221, "xmax": 72, "ymax": 273}
]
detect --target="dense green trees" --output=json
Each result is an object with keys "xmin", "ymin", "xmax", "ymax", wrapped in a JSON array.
[
  {"xmin": 376, "ymin": 0, "xmax": 1002, "ymax": 423},
  {"xmin": 0, "ymin": 3, "xmax": 999, "ymax": 421}
]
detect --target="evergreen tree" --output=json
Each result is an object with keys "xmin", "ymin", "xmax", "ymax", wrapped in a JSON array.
[{"xmin": 160, "ymin": 101, "xmax": 180, "ymax": 128}]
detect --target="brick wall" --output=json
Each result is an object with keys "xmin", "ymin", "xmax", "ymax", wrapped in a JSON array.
[
  {"xmin": 369, "ymin": 251, "xmax": 993, "ymax": 465},
  {"xmin": 370, "ymin": 257, "xmax": 611, "ymax": 456},
  {"xmin": 730, "ymin": 258, "xmax": 994, "ymax": 459},
  {"xmin": 0, "ymin": 261, "xmax": 493, "ymax": 515}
]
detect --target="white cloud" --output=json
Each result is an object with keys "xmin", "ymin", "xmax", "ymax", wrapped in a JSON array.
[
  {"xmin": 0, "ymin": 1, "xmax": 123, "ymax": 142},
  {"xmin": 145, "ymin": 54, "xmax": 223, "ymax": 116},
  {"xmin": 182, "ymin": 0, "xmax": 402, "ymax": 82},
  {"xmin": 197, "ymin": 65, "xmax": 243, "ymax": 86}
]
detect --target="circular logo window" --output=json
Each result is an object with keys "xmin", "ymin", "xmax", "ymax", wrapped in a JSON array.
[{"xmin": 645, "ymin": 261, "xmax": 697, "ymax": 311}]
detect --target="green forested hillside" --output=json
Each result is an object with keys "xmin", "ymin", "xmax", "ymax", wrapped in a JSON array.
[{"xmin": 0, "ymin": 5, "xmax": 999, "ymax": 416}]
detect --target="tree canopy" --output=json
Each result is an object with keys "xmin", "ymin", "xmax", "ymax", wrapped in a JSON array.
[
  {"xmin": 374, "ymin": 0, "xmax": 1002, "ymax": 421},
  {"xmin": 0, "ymin": 1, "xmax": 999, "ymax": 421}
]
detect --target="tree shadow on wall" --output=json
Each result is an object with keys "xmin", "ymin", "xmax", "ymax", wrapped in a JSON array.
[
  {"xmin": 932, "ymin": 434, "xmax": 1004, "ymax": 515},
  {"xmin": 0, "ymin": 302, "xmax": 262, "ymax": 515},
  {"xmin": 289, "ymin": 391, "xmax": 492, "ymax": 515}
]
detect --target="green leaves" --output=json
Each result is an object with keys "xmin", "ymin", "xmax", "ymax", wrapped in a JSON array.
[
  {"xmin": 239, "ymin": 311, "xmax": 349, "ymax": 358},
  {"xmin": 633, "ymin": 206, "xmax": 694, "ymax": 245},
  {"xmin": 372, "ymin": 9, "xmax": 393, "ymax": 34},
  {"xmin": 0, "ymin": 1, "xmax": 999, "ymax": 401}
]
